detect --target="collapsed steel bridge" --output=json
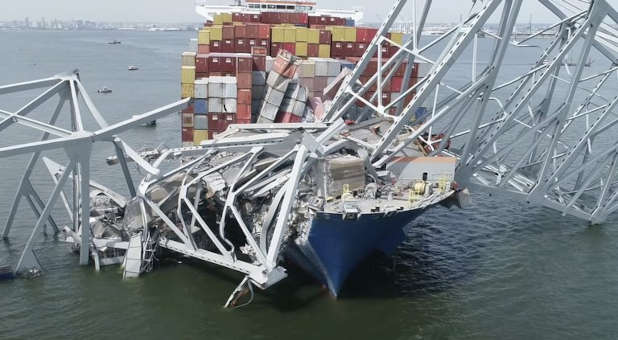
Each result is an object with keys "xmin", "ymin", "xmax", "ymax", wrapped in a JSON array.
[{"xmin": 2, "ymin": 0, "xmax": 618, "ymax": 305}]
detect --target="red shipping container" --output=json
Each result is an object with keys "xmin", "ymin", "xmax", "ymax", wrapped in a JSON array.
[
  {"xmin": 210, "ymin": 40, "xmax": 222, "ymax": 53},
  {"xmin": 249, "ymin": 14, "xmax": 261, "ymax": 22},
  {"xmin": 394, "ymin": 62, "xmax": 406, "ymax": 77},
  {"xmin": 196, "ymin": 72, "xmax": 209, "ymax": 79},
  {"xmin": 344, "ymin": 42, "xmax": 356, "ymax": 57},
  {"xmin": 258, "ymin": 24, "xmax": 270, "ymax": 39},
  {"xmin": 252, "ymin": 55, "xmax": 266, "ymax": 71},
  {"xmin": 307, "ymin": 43, "xmax": 319, "ymax": 57},
  {"xmin": 237, "ymin": 104, "xmax": 251, "ymax": 120},
  {"xmin": 314, "ymin": 77, "xmax": 328, "ymax": 90},
  {"xmin": 282, "ymin": 42, "xmax": 296, "ymax": 55},
  {"xmin": 294, "ymin": 13, "xmax": 308, "ymax": 25},
  {"xmin": 235, "ymin": 38, "xmax": 251, "ymax": 53},
  {"xmin": 182, "ymin": 127, "xmax": 193, "ymax": 142},
  {"xmin": 232, "ymin": 13, "xmax": 243, "ymax": 22},
  {"xmin": 388, "ymin": 45, "xmax": 398, "ymax": 58},
  {"xmin": 391, "ymin": 77, "xmax": 403, "ymax": 92},
  {"xmin": 222, "ymin": 39, "xmax": 235, "ymax": 53},
  {"xmin": 356, "ymin": 27, "xmax": 378, "ymax": 43},
  {"xmin": 251, "ymin": 46, "xmax": 267, "ymax": 56},
  {"xmin": 236, "ymin": 118, "xmax": 252, "ymax": 124},
  {"xmin": 208, "ymin": 113, "xmax": 220, "ymax": 130},
  {"xmin": 208, "ymin": 56, "xmax": 222, "ymax": 72},
  {"xmin": 356, "ymin": 43, "xmax": 367, "ymax": 57},
  {"xmin": 331, "ymin": 42, "xmax": 345, "ymax": 58},
  {"xmin": 223, "ymin": 56, "xmax": 237, "ymax": 73},
  {"xmin": 246, "ymin": 24, "xmax": 257, "ymax": 39},
  {"xmin": 272, "ymin": 56, "xmax": 290, "ymax": 75},
  {"xmin": 309, "ymin": 16, "xmax": 320, "ymax": 25},
  {"xmin": 237, "ymin": 56, "xmax": 252, "ymax": 72},
  {"xmin": 234, "ymin": 25, "xmax": 247, "ymax": 38},
  {"xmin": 258, "ymin": 39, "xmax": 269, "ymax": 48},
  {"xmin": 319, "ymin": 30, "xmax": 332, "ymax": 44},
  {"xmin": 196, "ymin": 54, "xmax": 209, "ymax": 73},
  {"xmin": 197, "ymin": 44, "xmax": 210, "ymax": 54},
  {"xmin": 259, "ymin": 12, "xmax": 273, "ymax": 24},
  {"xmin": 209, "ymin": 56, "xmax": 237, "ymax": 73},
  {"xmin": 222, "ymin": 25, "xmax": 235, "ymax": 40},
  {"xmin": 237, "ymin": 88, "xmax": 252, "ymax": 104},
  {"xmin": 381, "ymin": 92, "xmax": 391, "ymax": 106},
  {"xmin": 271, "ymin": 42, "xmax": 281, "ymax": 57},
  {"xmin": 237, "ymin": 72, "xmax": 252, "ymax": 89},
  {"xmin": 275, "ymin": 111, "xmax": 302, "ymax": 123}
]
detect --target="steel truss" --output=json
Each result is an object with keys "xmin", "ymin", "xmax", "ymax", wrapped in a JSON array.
[
  {"xmin": 0, "ymin": 71, "xmax": 189, "ymax": 272},
  {"xmin": 325, "ymin": 0, "xmax": 618, "ymax": 224}
]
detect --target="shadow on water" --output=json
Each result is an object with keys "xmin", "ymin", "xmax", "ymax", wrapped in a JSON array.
[{"xmin": 339, "ymin": 221, "xmax": 481, "ymax": 300}]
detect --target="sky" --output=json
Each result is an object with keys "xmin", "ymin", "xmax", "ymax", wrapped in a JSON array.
[{"xmin": 2, "ymin": 0, "xmax": 618, "ymax": 24}]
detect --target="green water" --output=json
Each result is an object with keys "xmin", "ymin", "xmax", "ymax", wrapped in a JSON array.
[{"xmin": 1, "ymin": 31, "xmax": 618, "ymax": 339}]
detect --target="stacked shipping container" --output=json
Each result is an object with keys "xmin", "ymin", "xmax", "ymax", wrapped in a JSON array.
[{"xmin": 180, "ymin": 11, "xmax": 419, "ymax": 145}]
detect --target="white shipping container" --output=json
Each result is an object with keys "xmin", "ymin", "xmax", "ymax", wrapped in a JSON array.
[
  {"xmin": 295, "ymin": 86, "xmax": 308, "ymax": 102},
  {"xmin": 260, "ymin": 102, "xmax": 279, "ymax": 120},
  {"xmin": 208, "ymin": 98, "xmax": 223, "ymax": 113},
  {"xmin": 266, "ymin": 71, "xmax": 288, "ymax": 89},
  {"xmin": 299, "ymin": 61, "xmax": 315, "ymax": 78},
  {"xmin": 265, "ymin": 87, "xmax": 285, "ymax": 106},
  {"xmin": 327, "ymin": 60, "xmax": 341, "ymax": 77},
  {"xmin": 194, "ymin": 115, "xmax": 209, "ymax": 130},
  {"xmin": 311, "ymin": 58, "xmax": 329, "ymax": 77},
  {"xmin": 292, "ymin": 100, "xmax": 306, "ymax": 117},
  {"xmin": 257, "ymin": 115, "xmax": 274, "ymax": 124},
  {"xmin": 217, "ymin": 76, "xmax": 236, "ymax": 98},
  {"xmin": 223, "ymin": 99, "xmax": 237, "ymax": 113},
  {"xmin": 265, "ymin": 56, "xmax": 274, "ymax": 72},
  {"xmin": 194, "ymin": 78, "xmax": 209, "ymax": 99},
  {"xmin": 208, "ymin": 78, "xmax": 225, "ymax": 98}
]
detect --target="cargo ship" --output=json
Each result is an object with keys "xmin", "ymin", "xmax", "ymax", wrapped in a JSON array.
[{"xmin": 173, "ymin": 0, "xmax": 449, "ymax": 296}]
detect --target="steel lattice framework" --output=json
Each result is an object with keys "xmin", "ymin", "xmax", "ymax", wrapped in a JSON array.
[
  {"xmin": 325, "ymin": 0, "xmax": 618, "ymax": 224},
  {"xmin": 0, "ymin": 71, "xmax": 189, "ymax": 272}
]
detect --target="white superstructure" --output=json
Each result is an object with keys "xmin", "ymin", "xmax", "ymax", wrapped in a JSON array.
[{"xmin": 195, "ymin": 0, "xmax": 363, "ymax": 22}]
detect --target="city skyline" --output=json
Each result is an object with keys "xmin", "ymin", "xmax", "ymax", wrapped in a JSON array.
[{"xmin": 3, "ymin": 0, "xmax": 617, "ymax": 24}]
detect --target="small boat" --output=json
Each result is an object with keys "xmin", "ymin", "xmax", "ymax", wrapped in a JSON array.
[
  {"xmin": 128, "ymin": 65, "xmax": 139, "ymax": 71},
  {"xmin": 107, "ymin": 40, "xmax": 121, "ymax": 45},
  {"xmin": 0, "ymin": 265, "xmax": 15, "ymax": 281},
  {"xmin": 97, "ymin": 87, "xmax": 112, "ymax": 94}
]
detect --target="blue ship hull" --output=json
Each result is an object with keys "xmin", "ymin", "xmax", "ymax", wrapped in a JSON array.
[{"xmin": 288, "ymin": 208, "xmax": 424, "ymax": 296}]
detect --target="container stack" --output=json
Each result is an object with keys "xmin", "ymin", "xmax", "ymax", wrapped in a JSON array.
[
  {"xmin": 258, "ymin": 50, "xmax": 301, "ymax": 123},
  {"xmin": 180, "ymin": 11, "xmax": 417, "ymax": 145},
  {"xmin": 276, "ymin": 80, "xmax": 308, "ymax": 123},
  {"xmin": 297, "ymin": 58, "xmax": 341, "ymax": 98}
]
